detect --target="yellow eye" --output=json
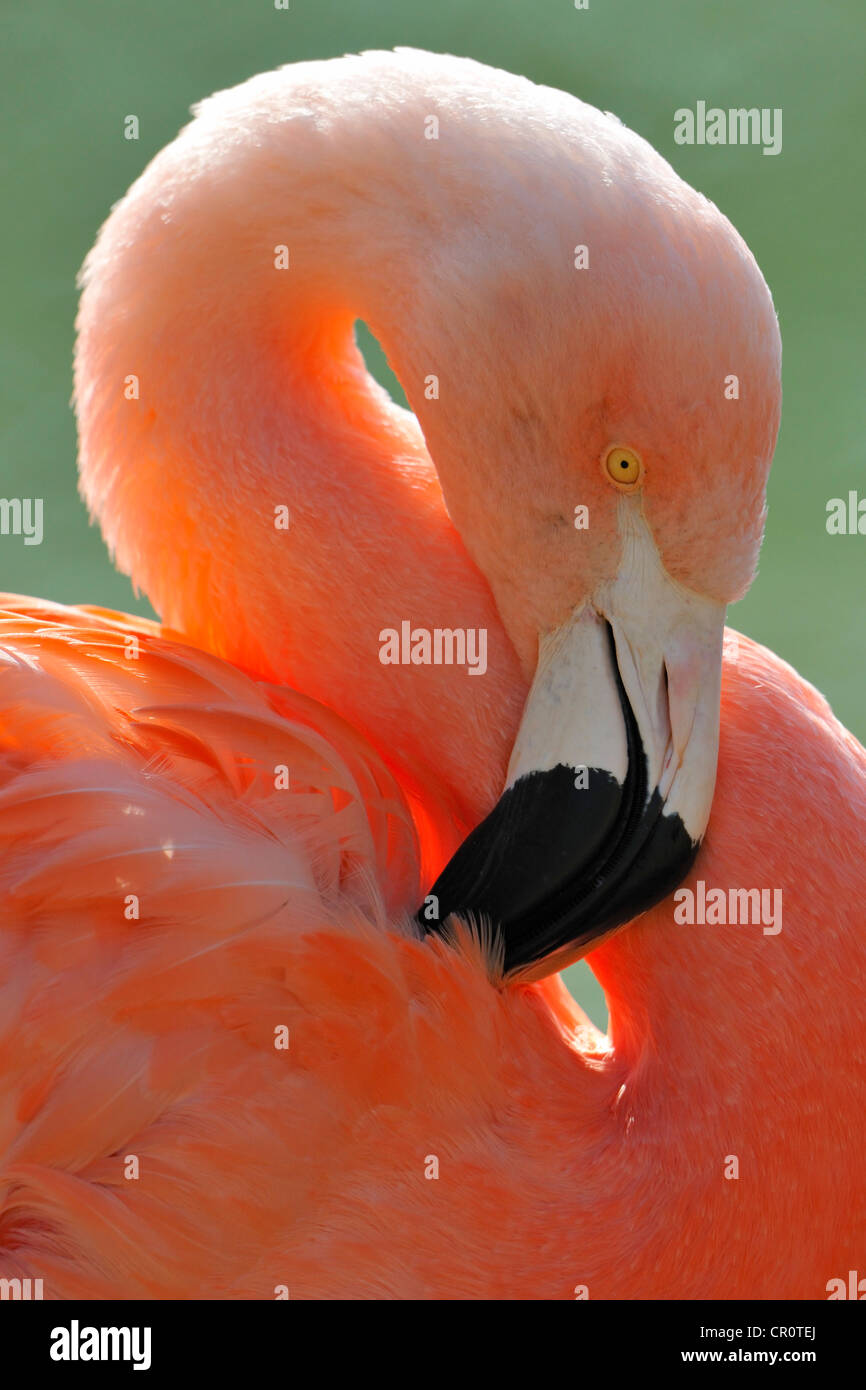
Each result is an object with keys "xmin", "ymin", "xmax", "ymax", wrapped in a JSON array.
[{"xmin": 603, "ymin": 446, "xmax": 643, "ymax": 489}]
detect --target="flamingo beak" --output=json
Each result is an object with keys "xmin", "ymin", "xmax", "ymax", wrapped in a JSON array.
[{"xmin": 418, "ymin": 504, "xmax": 727, "ymax": 980}]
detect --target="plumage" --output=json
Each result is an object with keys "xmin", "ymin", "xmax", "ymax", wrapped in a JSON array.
[{"xmin": 1, "ymin": 51, "xmax": 863, "ymax": 1299}]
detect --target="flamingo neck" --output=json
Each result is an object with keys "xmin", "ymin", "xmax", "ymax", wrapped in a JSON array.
[{"xmin": 74, "ymin": 70, "xmax": 527, "ymax": 850}]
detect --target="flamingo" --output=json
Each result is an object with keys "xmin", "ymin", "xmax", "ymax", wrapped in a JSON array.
[{"xmin": 1, "ymin": 50, "xmax": 864, "ymax": 1301}]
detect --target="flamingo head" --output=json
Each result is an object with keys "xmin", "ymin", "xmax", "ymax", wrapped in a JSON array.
[{"xmin": 410, "ymin": 68, "xmax": 782, "ymax": 979}]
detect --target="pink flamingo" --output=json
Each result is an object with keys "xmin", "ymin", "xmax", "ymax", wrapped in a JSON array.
[{"xmin": 1, "ymin": 50, "xmax": 863, "ymax": 1299}]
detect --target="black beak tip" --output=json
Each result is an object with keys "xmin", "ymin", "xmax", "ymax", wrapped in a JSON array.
[{"xmin": 417, "ymin": 762, "xmax": 699, "ymax": 979}]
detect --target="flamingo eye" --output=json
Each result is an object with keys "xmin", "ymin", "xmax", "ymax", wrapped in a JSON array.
[{"xmin": 603, "ymin": 446, "xmax": 643, "ymax": 489}]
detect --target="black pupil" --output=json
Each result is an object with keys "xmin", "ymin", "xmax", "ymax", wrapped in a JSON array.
[{"xmin": 619, "ymin": 459, "xmax": 629, "ymax": 469}]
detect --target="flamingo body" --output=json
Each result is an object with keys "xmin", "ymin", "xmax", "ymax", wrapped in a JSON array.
[{"xmin": 1, "ymin": 600, "xmax": 863, "ymax": 1298}]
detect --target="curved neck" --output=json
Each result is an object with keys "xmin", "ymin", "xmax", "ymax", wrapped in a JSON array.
[{"xmin": 74, "ymin": 72, "xmax": 527, "ymax": 850}]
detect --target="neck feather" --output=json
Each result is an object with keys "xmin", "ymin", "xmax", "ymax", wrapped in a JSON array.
[{"xmin": 74, "ymin": 64, "xmax": 526, "ymax": 843}]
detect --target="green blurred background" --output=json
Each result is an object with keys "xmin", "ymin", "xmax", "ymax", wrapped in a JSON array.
[{"xmin": 1, "ymin": 1, "xmax": 863, "ymax": 1026}]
